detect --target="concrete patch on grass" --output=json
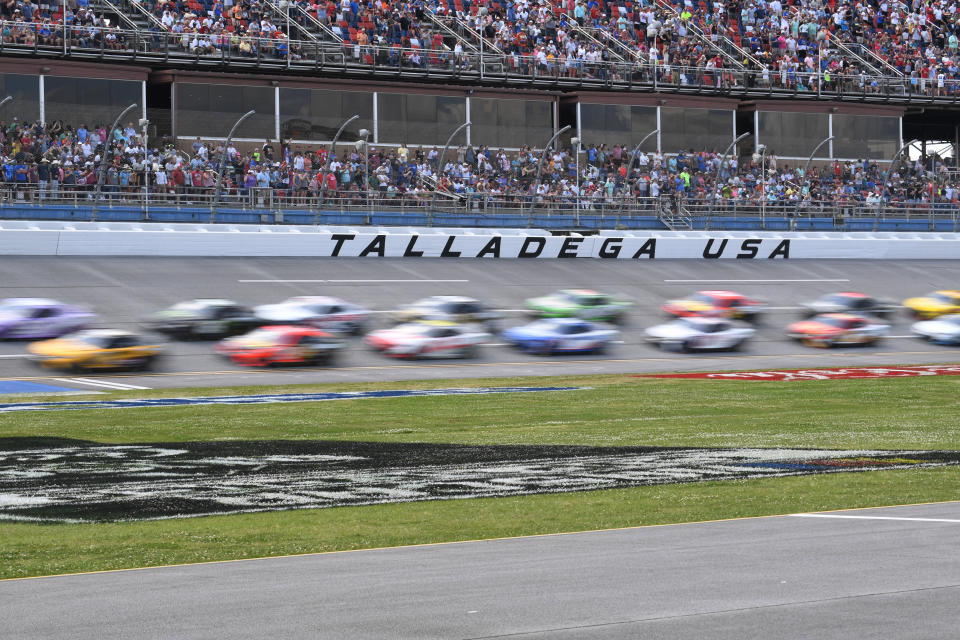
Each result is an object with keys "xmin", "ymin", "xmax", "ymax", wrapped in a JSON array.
[{"xmin": 1, "ymin": 438, "xmax": 958, "ymax": 523}]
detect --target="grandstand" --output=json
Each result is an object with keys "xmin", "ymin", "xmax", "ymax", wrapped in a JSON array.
[{"xmin": 0, "ymin": 0, "xmax": 958, "ymax": 230}]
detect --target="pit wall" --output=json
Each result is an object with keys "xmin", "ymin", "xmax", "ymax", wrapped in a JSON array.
[{"xmin": 2, "ymin": 222, "xmax": 959, "ymax": 259}]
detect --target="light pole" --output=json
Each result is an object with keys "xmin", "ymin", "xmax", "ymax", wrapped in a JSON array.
[
  {"xmin": 92, "ymin": 102, "xmax": 138, "ymax": 221},
  {"xmin": 139, "ymin": 117, "xmax": 150, "ymax": 220},
  {"xmin": 816, "ymin": 41, "xmax": 822, "ymax": 97},
  {"xmin": 315, "ymin": 113, "xmax": 360, "ymax": 224},
  {"xmin": 529, "ymin": 124, "xmax": 572, "ymax": 214},
  {"xmin": 285, "ymin": 0, "xmax": 291, "ymax": 69},
  {"xmin": 756, "ymin": 143, "xmax": 768, "ymax": 225},
  {"xmin": 570, "ymin": 136, "xmax": 580, "ymax": 210},
  {"xmin": 354, "ymin": 127, "xmax": 370, "ymax": 212},
  {"xmin": 430, "ymin": 120, "xmax": 471, "ymax": 212},
  {"xmin": 211, "ymin": 109, "xmax": 256, "ymax": 222},
  {"xmin": 618, "ymin": 127, "xmax": 659, "ymax": 218}
]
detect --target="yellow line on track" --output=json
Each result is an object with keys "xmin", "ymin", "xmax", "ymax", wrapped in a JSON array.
[{"xmin": 3, "ymin": 499, "xmax": 957, "ymax": 583}]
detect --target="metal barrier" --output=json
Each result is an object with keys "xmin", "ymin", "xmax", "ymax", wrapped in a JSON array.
[
  {"xmin": 1, "ymin": 20, "xmax": 958, "ymax": 102},
  {"xmin": 1, "ymin": 184, "xmax": 958, "ymax": 231}
]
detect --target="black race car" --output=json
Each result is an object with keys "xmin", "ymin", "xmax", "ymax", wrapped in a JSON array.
[
  {"xmin": 798, "ymin": 292, "xmax": 896, "ymax": 318},
  {"xmin": 146, "ymin": 299, "xmax": 261, "ymax": 339}
]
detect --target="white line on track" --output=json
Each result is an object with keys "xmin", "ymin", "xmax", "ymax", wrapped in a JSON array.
[
  {"xmin": 791, "ymin": 514, "xmax": 960, "ymax": 523},
  {"xmin": 53, "ymin": 378, "xmax": 150, "ymax": 390},
  {"xmin": 664, "ymin": 279, "xmax": 851, "ymax": 283},
  {"xmin": 237, "ymin": 279, "xmax": 470, "ymax": 283},
  {"xmin": 0, "ymin": 354, "xmax": 32, "ymax": 359}
]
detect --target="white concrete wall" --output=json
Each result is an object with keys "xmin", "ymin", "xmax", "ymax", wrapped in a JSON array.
[{"xmin": 1, "ymin": 222, "xmax": 959, "ymax": 259}]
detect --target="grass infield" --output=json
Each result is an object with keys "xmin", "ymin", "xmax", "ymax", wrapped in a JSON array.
[{"xmin": 2, "ymin": 373, "xmax": 959, "ymax": 579}]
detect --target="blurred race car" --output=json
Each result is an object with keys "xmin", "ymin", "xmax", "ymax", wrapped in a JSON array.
[
  {"xmin": 216, "ymin": 325, "xmax": 342, "ymax": 367},
  {"xmin": 798, "ymin": 292, "xmax": 896, "ymax": 318},
  {"xmin": 662, "ymin": 291, "xmax": 764, "ymax": 322},
  {"xmin": 254, "ymin": 296, "xmax": 370, "ymax": 334},
  {"xmin": 29, "ymin": 329, "xmax": 163, "ymax": 371},
  {"xmin": 0, "ymin": 298, "xmax": 93, "ymax": 340},
  {"xmin": 364, "ymin": 321, "xmax": 489, "ymax": 359},
  {"xmin": 911, "ymin": 314, "xmax": 960, "ymax": 345},
  {"xmin": 146, "ymin": 299, "xmax": 260, "ymax": 339},
  {"xmin": 644, "ymin": 317, "xmax": 755, "ymax": 352},
  {"xmin": 785, "ymin": 313, "xmax": 889, "ymax": 348},
  {"xmin": 902, "ymin": 290, "xmax": 960, "ymax": 319},
  {"xmin": 392, "ymin": 296, "xmax": 501, "ymax": 329},
  {"xmin": 502, "ymin": 318, "xmax": 619, "ymax": 355},
  {"xmin": 525, "ymin": 289, "xmax": 631, "ymax": 323}
]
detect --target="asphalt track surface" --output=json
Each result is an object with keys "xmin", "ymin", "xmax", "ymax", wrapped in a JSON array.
[
  {"xmin": 1, "ymin": 257, "xmax": 959, "ymax": 391},
  {"xmin": 2, "ymin": 501, "xmax": 958, "ymax": 639}
]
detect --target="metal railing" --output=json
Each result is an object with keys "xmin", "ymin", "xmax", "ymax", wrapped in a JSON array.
[
  {"xmin": 2, "ymin": 19, "xmax": 959, "ymax": 102},
  {"xmin": 1, "ymin": 183, "xmax": 957, "ymax": 230}
]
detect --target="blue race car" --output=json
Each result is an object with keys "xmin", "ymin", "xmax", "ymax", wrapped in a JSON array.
[{"xmin": 502, "ymin": 318, "xmax": 619, "ymax": 355}]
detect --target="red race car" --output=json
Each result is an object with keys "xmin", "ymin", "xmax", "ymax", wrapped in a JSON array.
[
  {"xmin": 215, "ymin": 325, "xmax": 342, "ymax": 367},
  {"xmin": 661, "ymin": 290, "xmax": 764, "ymax": 323}
]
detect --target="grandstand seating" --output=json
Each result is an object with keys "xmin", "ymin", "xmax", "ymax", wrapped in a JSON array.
[
  {"xmin": 0, "ymin": 0, "xmax": 959, "ymax": 97},
  {"xmin": 0, "ymin": 117, "xmax": 956, "ymax": 216}
]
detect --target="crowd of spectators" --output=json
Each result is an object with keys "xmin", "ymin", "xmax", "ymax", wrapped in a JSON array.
[
  {"xmin": 1, "ymin": 117, "xmax": 957, "ymax": 213},
  {"xmin": 2, "ymin": 0, "xmax": 960, "ymax": 95}
]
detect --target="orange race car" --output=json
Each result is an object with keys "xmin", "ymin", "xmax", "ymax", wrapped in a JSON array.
[
  {"xmin": 785, "ymin": 313, "xmax": 890, "ymax": 348},
  {"xmin": 215, "ymin": 325, "xmax": 342, "ymax": 367},
  {"xmin": 661, "ymin": 290, "xmax": 764, "ymax": 323}
]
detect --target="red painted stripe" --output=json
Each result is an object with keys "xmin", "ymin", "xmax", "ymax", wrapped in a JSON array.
[{"xmin": 636, "ymin": 365, "xmax": 960, "ymax": 381}]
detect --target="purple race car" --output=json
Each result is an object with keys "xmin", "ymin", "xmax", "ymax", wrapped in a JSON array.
[{"xmin": 0, "ymin": 298, "xmax": 95, "ymax": 340}]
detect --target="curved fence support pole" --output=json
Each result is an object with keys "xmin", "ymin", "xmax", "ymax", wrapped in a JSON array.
[
  {"xmin": 430, "ymin": 120, "xmax": 472, "ymax": 216},
  {"xmin": 617, "ymin": 127, "xmax": 659, "ymax": 226},
  {"xmin": 92, "ymin": 102, "xmax": 138, "ymax": 221},
  {"xmin": 709, "ymin": 132, "xmax": 752, "ymax": 229},
  {"xmin": 880, "ymin": 139, "xmax": 917, "ymax": 228},
  {"xmin": 802, "ymin": 136, "xmax": 834, "ymax": 186},
  {"xmin": 529, "ymin": 125, "xmax": 572, "ymax": 217},
  {"xmin": 314, "ymin": 114, "xmax": 359, "ymax": 225},
  {"xmin": 210, "ymin": 109, "xmax": 257, "ymax": 223},
  {"xmin": 801, "ymin": 135, "xmax": 833, "ymax": 232}
]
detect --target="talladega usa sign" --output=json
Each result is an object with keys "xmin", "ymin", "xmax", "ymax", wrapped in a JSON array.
[
  {"xmin": 8, "ymin": 222, "xmax": 960, "ymax": 258},
  {"xmin": 321, "ymin": 233, "xmax": 793, "ymax": 259}
]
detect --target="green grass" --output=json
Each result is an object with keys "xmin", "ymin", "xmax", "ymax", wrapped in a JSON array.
[{"xmin": 2, "ymin": 374, "xmax": 959, "ymax": 579}]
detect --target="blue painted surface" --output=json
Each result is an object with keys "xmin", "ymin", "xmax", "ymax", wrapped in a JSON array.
[
  {"xmin": 0, "ymin": 380, "xmax": 82, "ymax": 395},
  {"xmin": 1, "ymin": 204, "xmax": 957, "ymax": 233},
  {"xmin": 0, "ymin": 386, "xmax": 584, "ymax": 412}
]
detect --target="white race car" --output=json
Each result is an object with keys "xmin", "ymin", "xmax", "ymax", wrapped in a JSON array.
[
  {"xmin": 645, "ymin": 317, "xmax": 755, "ymax": 352},
  {"xmin": 254, "ymin": 296, "xmax": 370, "ymax": 335},
  {"xmin": 912, "ymin": 314, "xmax": 960, "ymax": 345},
  {"xmin": 364, "ymin": 321, "xmax": 490, "ymax": 358},
  {"xmin": 0, "ymin": 298, "xmax": 94, "ymax": 340}
]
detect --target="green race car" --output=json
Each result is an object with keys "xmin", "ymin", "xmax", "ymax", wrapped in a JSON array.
[{"xmin": 525, "ymin": 289, "xmax": 631, "ymax": 323}]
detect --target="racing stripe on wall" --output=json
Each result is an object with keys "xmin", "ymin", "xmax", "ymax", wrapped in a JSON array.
[{"xmin": 0, "ymin": 386, "xmax": 584, "ymax": 413}]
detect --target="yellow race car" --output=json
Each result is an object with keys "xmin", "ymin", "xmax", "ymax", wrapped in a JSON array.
[
  {"xmin": 29, "ymin": 329, "xmax": 164, "ymax": 371},
  {"xmin": 902, "ymin": 290, "xmax": 960, "ymax": 319}
]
